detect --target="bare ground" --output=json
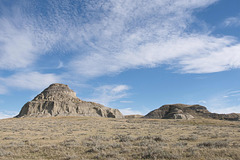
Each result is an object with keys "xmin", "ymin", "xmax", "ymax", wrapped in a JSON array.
[{"xmin": 0, "ymin": 117, "xmax": 240, "ymax": 160}]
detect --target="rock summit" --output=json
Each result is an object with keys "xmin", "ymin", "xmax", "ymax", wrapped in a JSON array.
[
  {"xmin": 144, "ymin": 104, "xmax": 240, "ymax": 121},
  {"xmin": 16, "ymin": 83, "xmax": 124, "ymax": 118}
]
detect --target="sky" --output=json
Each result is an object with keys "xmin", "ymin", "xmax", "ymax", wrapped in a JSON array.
[{"xmin": 0, "ymin": 0, "xmax": 240, "ymax": 119}]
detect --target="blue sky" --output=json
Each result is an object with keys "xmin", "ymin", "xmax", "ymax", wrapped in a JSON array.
[{"xmin": 1, "ymin": 0, "xmax": 240, "ymax": 118}]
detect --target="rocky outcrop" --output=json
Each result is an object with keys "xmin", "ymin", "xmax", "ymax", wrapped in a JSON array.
[
  {"xmin": 208, "ymin": 113, "xmax": 240, "ymax": 121},
  {"xmin": 144, "ymin": 104, "xmax": 240, "ymax": 121},
  {"xmin": 16, "ymin": 83, "xmax": 124, "ymax": 118},
  {"xmin": 173, "ymin": 113, "xmax": 194, "ymax": 120}
]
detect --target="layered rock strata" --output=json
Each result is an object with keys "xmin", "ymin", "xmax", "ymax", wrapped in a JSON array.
[
  {"xmin": 16, "ymin": 83, "xmax": 124, "ymax": 118},
  {"xmin": 144, "ymin": 104, "xmax": 240, "ymax": 121}
]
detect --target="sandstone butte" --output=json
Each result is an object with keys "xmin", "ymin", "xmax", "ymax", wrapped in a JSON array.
[
  {"xmin": 15, "ymin": 83, "xmax": 240, "ymax": 121},
  {"xmin": 144, "ymin": 103, "xmax": 240, "ymax": 121},
  {"xmin": 15, "ymin": 83, "xmax": 124, "ymax": 118}
]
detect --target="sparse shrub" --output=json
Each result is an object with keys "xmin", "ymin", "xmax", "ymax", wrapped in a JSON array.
[
  {"xmin": 87, "ymin": 135, "xmax": 110, "ymax": 141},
  {"xmin": 2, "ymin": 137, "xmax": 15, "ymax": 140},
  {"xmin": 61, "ymin": 139, "xmax": 79, "ymax": 147},
  {"xmin": 136, "ymin": 135, "xmax": 166, "ymax": 142},
  {"xmin": 86, "ymin": 144, "xmax": 108, "ymax": 153},
  {"xmin": 0, "ymin": 148, "xmax": 13, "ymax": 156},
  {"xmin": 109, "ymin": 143, "xmax": 123, "ymax": 149},
  {"xmin": 179, "ymin": 135, "xmax": 198, "ymax": 141},
  {"xmin": 174, "ymin": 142, "xmax": 188, "ymax": 147},
  {"xmin": 94, "ymin": 151, "xmax": 119, "ymax": 160},
  {"xmin": 197, "ymin": 140, "xmax": 229, "ymax": 148},
  {"xmin": 140, "ymin": 147, "xmax": 179, "ymax": 159},
  {"xmin": 185, "ymin": 147, "xmax": 201, "ymax": 157},
  {"xmin": 115, "ymin": 135, "xmax": 134, "ymax": 142},
  {"xmin": 209, "ymin": 131, "xmax": 230, "ymax": 139},
  {"xmin": 0, "ymin": 116, "xmax": 240, "ymax": 159},
  {"xmin": 153, "ymin": 135, "xmax": 166, "ymax": 142}
]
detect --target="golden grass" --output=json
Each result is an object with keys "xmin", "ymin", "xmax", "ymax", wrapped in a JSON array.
[{"xmin": 0, "ymin": 117, "xmax": 239, "ymax": 160}]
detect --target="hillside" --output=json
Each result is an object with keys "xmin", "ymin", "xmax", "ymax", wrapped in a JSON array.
[
  {"xmin": 16, "ymin": 83, "xmax": 123, "ymax": 118},
  {"xmin": 0, "ymin": 117, "xmax": 240, "ymax": 160},
  {"xmin": 144, "ymin": 104, "xmax": 240, "ymax": 121}
]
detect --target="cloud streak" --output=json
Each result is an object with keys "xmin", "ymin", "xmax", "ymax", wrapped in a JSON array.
[
  {"xmin": 206, "ymin": 90, "xmax": 240, "ymax": 114},
  {"xmin": 0, "ymin": 72, "xmax": 61, "ymax": 91},
  {"xmin": 0, "ymin": 18, "xmax": 36, "ymax": 69},
  {"xmin": 1, "ymin": 0, "xmax": 240, "ymax": 81},
  {"xmin": 0, "ymin": 111, "xmax": 17, "ymax": 119},
  {"xmin": 119, "ymin": 108, "xmax": 142, "ymax": 115},
  {"xmin": 211, "ymin": 106, "xmax": 240, "ymax": 114},
  {"xmin": 223, "ymin": 16, "xmax": 240, "ymax": 27},
  {"xmin": 87, "ymin": 84, "xmax": 130, "ymax": 106},
  {"xmin": 68, "ymin": 0, "xmax": 240, "ymax": 77},
  {"xmin": 0, "ymin": 85, "xmax": 7, "ymax": 95}
]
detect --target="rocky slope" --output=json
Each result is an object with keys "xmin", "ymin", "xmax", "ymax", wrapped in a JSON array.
[
  {"xmin": 144, "ymin": 104, "xmax": 240, "ymax": 121},
  {"xmin": 16, "ymin": 83, "xmax": 124, "ymax": 118}
]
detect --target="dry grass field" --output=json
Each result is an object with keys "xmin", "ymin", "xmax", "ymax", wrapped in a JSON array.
[{"xmin": 0, "ymin": 117, "xmax": 240, "ymax": 160}]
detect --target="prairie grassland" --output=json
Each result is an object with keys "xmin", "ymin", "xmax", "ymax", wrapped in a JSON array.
[{"xmin": 0, "ymin": 117, "xmax": 240, "ymax": 160}]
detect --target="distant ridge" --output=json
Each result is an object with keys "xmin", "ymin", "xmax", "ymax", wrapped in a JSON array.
[
  {"xmin": 125, "ymin": 114, "xmax": 144, "ymax": 119},
  {"xmin": 16, "ymin": 83, "xmax": 124, "ymax": 118},
  {"xmin": 144, "ymin": 104, "xmax": 240, "ymax": 121}
]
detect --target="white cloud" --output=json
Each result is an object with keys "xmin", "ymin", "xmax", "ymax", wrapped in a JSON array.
[
  {"xmin": 87, "ymin": 85, "xmax": 130, "ymax": 106},
  {"xmin": 120, "ymin": 101, "xmax": 133, "ymax": 103},
  {"xmin": 0, "ymin": 85, "xmax": 8, "ymax": 95},
  {"xmin": 179, "ymin": 42, "xmax": 240, "ymax": 73},
  {"xmin": 119, "ymin": 108, "xmax": 143, "ymax": 115},
  {"xmin": 72, "ymin": 34, "xmax": 240, "ymax": 76},
  {"xmin": 0, "ymin": 111, "xmax": 17, "ymax": 119},
  {"xmin": 112, "ymin": 85, "xmax": 129, "ymax": 93},
  {"xmin": 1, "ymin": 0, "xmax": 240, "ymax": 79},
  {"xmin": 198, "ymin": 100, "xmax": 207, "ymax": 104},
  {"xmin": 57, "ymin": 61, "xmax": 64, "ymax": 69},
  {"xmin": 0, "ymin": 2, "xmax": 63, "ymax": 70},
  {"xmin": 224, "ymin": 16, "xmax": 240, "ymax": 27},
  {"xmin": 206, "ymin": 90, "xmax": 240, "ymax": 114},
  {"xmin": 1, "ymin": 72, "xmax": 61, "ymax": 91},
  {"xmin": 0, "ymin": 18, "xmax": 37, "ymax": 69},
  {"xmin": 211, "ymin": 106, "xmax": 240, "ymax": 114},
  {"xmin": 223, "ymin": 90, "xmax": 240, "ymax": 98},
  {"xmin": 0, "ymin": 113, "xmax": 13, "ymax": 119},
  {"xmin": 67, "ymin": 0, "xmax": 240, "ymax": 77}
]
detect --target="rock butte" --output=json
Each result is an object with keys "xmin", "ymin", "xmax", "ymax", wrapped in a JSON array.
[
  {"xmin": 144, "ymin": 104, "xmax": 240, "ymax": 121},
  {"xmin": 15, "ymin": 84, "xmax": 239, "ymax": 121},
  {"xmin": 16, "ymin": 83, "xmax": 124, "ymax": 118}
]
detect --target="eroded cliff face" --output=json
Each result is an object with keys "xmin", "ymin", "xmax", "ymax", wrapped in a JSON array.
[
  {"xmin": 16, "ymin": 83, "xmax": 124, "ymax": 118},
  {"xmin": 144, "ymin": 104, "xmax": 240, "ymax": 121}
]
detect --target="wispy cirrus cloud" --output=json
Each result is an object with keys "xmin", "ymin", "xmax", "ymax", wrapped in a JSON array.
[
  {"xmin": 0, "ymin": 0, "xmax": 72, "ymax": 71},
  {"xmin": 179, "ymin": 41, "xmax": 240, "ymax": 73},
  {"xmin": 119, "ymin": 108, "xmax": 142, "ymax": 115},
  {"xmin": 0, "ymin": 18, "xmax": 36, "ymax": 69},
  {"xmin": 206, "ymin": 90, "xmax": 240, "ymax": 114},
  {"xmin": 1, "ymin": 0, "xmax": 240, "ymax": 81},
  {"xmin": 0, "ymin": 111, "xmax": 18, "ymax": 119},
  {"xmin": 0, "ymin": 85, "xmax": 7, "ymax": 95},
  {"xmin": 223, "ymin": 16, "xmax": 240, "ymax": 27},
  {"xmin": 0, "ymin": 72, "xmax": 61, "ymax": 91},
  {"xmin": 120, "ymin": 101, "xmax": 133, "ymax": 104},
  {"xmin": 223, "ymin": 90, "xmax": 240, "ymax": 98},
  {"xmin": 87, "ymin": 84, "xmax": 130, "ymax": 106},
  {"xmin": 211, "ymin": 106, "xmax": 240, "ymax": 114},
  {"xmin": 68, "ymin": 0, "xmax": 240, "ymax": 77}
]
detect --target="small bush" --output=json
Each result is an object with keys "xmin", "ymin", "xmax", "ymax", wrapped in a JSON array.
[
  {"xmin": 179, "ymin": 135, "xmax": 198, "ymax": 141},
  {"xmin": 197, "ymin": 140, "xmax": 229, "ymax": 148},
  {"xmin": 115, "ymin": 135, "xmax": 134, "ymax": 142},
  {"xmin": 140, "ymin": 147, "xmax": 179, "ymax": 159}
]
